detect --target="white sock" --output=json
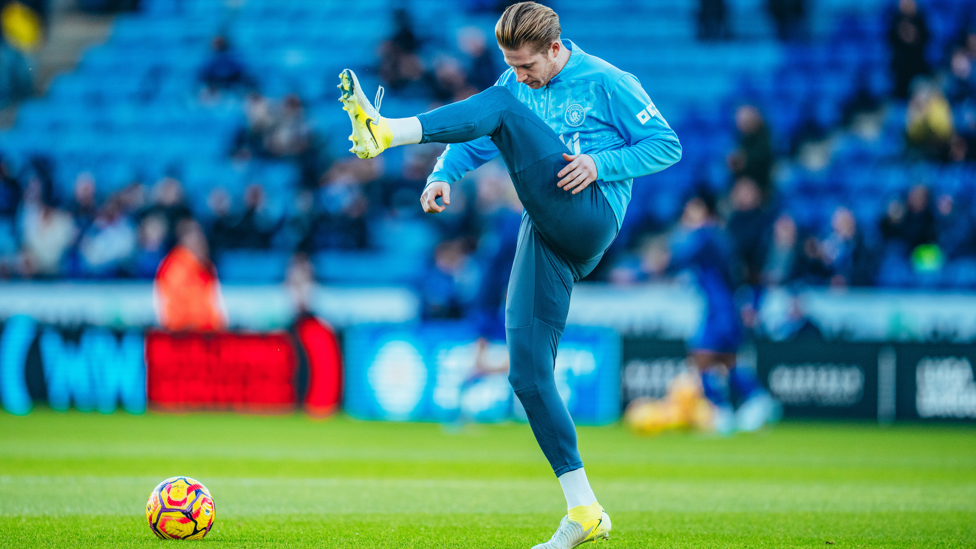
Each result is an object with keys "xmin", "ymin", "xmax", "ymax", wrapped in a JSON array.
[
  {"xmin": 387, "ymin": 116, "xmax": 423, "ymax": 147},
  {"xmin": 558, "ymin": 468, "xmax": 598, "ymax": 510}
]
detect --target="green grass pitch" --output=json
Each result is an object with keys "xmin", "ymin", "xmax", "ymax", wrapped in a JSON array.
[{"xmin": 1, "ymin": 410, "xmax": 974, "ymax": 548}]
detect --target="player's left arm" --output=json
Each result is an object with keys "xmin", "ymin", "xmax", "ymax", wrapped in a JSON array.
[{"xmin": 591, "ymin": 73, "xmax": 682, "ymax": 182}]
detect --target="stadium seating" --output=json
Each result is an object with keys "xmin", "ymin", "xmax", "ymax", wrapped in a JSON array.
[{"xmin": 1, "ymin": 0, "xmax": 974, "ymax": 286}]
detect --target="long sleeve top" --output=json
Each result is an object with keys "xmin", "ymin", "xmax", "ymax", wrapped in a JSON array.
[{"xmin": 427, "ymin": 40, "xmax": 682, "ymax": 229}]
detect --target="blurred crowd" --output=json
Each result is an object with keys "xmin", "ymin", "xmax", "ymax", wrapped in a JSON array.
[
  {"xmin": 0, "ymin": 0, "xmax": 975, "ymax": 330},
  {"xmin": 698, "ymin": 0, "xmax": 810, "ymax": 41},
  {"xmin": 0, "ymin": 7, "xmax": 506, "ymax": 291},
  {"xmin": 621, "ymin": 0, "xmax": 976, "ymax": 296}
]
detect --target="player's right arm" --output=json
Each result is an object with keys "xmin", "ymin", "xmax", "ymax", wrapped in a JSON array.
[
  {"xmin": 421, "ymin": 180, "xmax": 451, "ymax": 213},
  {"xmin": 421, "ymin": 138, "xmax": 499, "ymax": 213}
]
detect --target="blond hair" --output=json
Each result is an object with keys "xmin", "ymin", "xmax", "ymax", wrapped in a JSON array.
[{"xmin": 494, "ymin": 2, "xmax": 561, "ymax": 54}]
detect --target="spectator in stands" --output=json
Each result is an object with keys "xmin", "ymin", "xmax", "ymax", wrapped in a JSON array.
[
  {"xmin": 206, "ymin": 188, "xmax": 236, "ymax": 253},
  {"xmin": 282, "ymin": 189, "xmax": 316, "ymax": 253},
  {"xmin": 389, "ymin": 7, "xmax": 420, "ymax": 53},
  {"xmin": 762, "ymin": 213, "xmax": 799, "ymax": 286},
  {"xmin": 727, "ymin": 177, "xmax": 770, "ymax": 286},
  {"xmin": 840, "ymin": 72, "xmax": 883, "ymax": 129},
  {"xmin": 888, "ymin": 0, "xmax": 931, "ymax": 99},
  {"xmin": 790, "ymin": 109, "xmax": 830, "ymax": 166},
  {"xmin": 78, "ymin": 196, "xmax": 136, "ymax": 277},
  {"xmin": 948, "ymin": 133, "xmax": 974, "ymax": 163},
  {"xmin": 458, "ymin": 27, "xmax": 498, "ymax": 91},
  {"xmin": 197, "ymin": 36, "xmax": 254, "ymax": 101},
  {"xmin": 312, "ymin": 161, "xmax": 371, "ymax": 249},
  {"xmin": 697, "ymin": 0, "xmax": 729, "ymax": 41},
  {"xmin": 881, "ymin": 184, "xmax": 937, "ymax": 255},
  {"xmin": 904, "ymin": 184, "xmax": 938, "ymax": 250},
  {"xmin": 820, "ymin": 206, "xmax": 873, "ymax": 287},
  {"xmin": 233, "ymin": 92, "xmax": 276, "ymax": 160},
  {"xmin": 945, "ymin": 46, "xmax": 976, "ymax": 104},
  {"xmin": 935, "ymin": 193, "xmax": 976, "ymax": 260},
  {"xmin": 229, "ymin": 184, "xmax": 278, "ymax": 249},
  {"xmin": 422, "ymin": 237, "xmax": 480, "ymax": 319},
  {"xmin": 428, "ymin": 56, "xmax": 478, "ymax": 105},
  {"xmin": 727, "ymin": 105, "xmax": 774, "ymax": 196},
  {"xmin": 154, "ymin": 219, "xmax": 226, "ymax": 331},
  {"xmin": 793, "ymin": 234, "xmax": 831, "ymax": 285},
  {"xmin": 266, "ymin": 94, "xmax": 311, "ymax": 158},
  {"xmin": 19, "ymin": 180, "xmax": 76, "ymax": 278},
  {"xmin": 767, "ymin": 0, "xmax": 807, "ymax": 42},
  {"xmin": 23, "ymin": 156, "xmax": 55, "ymax": 211},
  {"xmin": 285, "ymin": 252, "xmax": 315, "ymax": 315},
  {"xmin": 117, "ymin": 181, "xmax": 147, "ymax": 219},
  {"xmin": 944, "ymin": 46, "xmax": 976, "ymax": 161},
  {"xmin": 906, "ymin": 82, "xmax": 955, "ymax": 161},
  {"xmin": 68, "ymin": 172, "xmax": 98, "ymax": 233},
  {"xmin": 880, "ymin": 197, "xmax": 909, "ymax": 254},
  {"xmin": 131, "ymin": 213, "xmax": 168, "ymax": 279},
  {"xmin": 378, "ymin": 9, "xmax": 427, "ymax": 94},
  {"xmin": 143, "ymin": 177, "xmax": 193, "ymax": 247}
]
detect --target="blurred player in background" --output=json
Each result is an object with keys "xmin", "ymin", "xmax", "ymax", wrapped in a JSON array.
[
  {"xmin": 339, "ymin": 2, "xmax": 681, "ymax": 546},
  {"xmin": 650, "ymin": 191, "xmax": 780, "ymax": 434},
  {"xmin": 153, "ymin": 219, "xmax": 226, "ymax": 331}
]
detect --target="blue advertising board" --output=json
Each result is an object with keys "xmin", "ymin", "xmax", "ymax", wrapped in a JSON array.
[
  {"xmin": 343, "ymin": 323, "xmax": 621, "ymax": 425},
  {"xmin": 0, "ymin": 316, "xmax": 145, "ymax": 415}
]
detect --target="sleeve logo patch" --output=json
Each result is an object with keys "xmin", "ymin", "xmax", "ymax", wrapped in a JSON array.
[
  {"xmin": 565, "ymin": 103, "xmax": 586, "ymax": 127},
  {"xmin": 636, "ymin": 102, "xmax": 659, "ymax": 125}
]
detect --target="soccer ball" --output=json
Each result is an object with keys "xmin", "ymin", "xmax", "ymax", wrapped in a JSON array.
[{"xmin": 146, "ymin": 476, "xmax": 216, "ymax": 540}]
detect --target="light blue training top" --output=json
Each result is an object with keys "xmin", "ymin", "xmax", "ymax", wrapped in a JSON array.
[{"xmin": 427, "ymin": 40, "xmax": 682, "ymax": 229}]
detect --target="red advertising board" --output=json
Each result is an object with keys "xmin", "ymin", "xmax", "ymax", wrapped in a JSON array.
[
  {"xmin": 146, "ymin": 331, "xmax": 299, "ymax": 413},
  {"xmin": 294, "ymin": 316, "xmax": 343, "ymax": 417},
  {"xmin": 143, "ymin": 316, "xmax": 343, "ymax": 414}
]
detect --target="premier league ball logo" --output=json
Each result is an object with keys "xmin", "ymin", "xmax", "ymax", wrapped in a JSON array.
[{"xmin": 565, "ymin": 103, "xmax": 586, "ymax": 127}]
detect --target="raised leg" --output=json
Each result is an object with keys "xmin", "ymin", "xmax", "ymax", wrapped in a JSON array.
[{"xmin": 418, "ymin": 86, "xmax": 616, "ymax": 263}]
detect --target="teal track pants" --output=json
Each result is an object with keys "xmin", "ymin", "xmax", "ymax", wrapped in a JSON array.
[{"xmin": 419, "ymin": 86, "xmax": 617, "ymax": 475}]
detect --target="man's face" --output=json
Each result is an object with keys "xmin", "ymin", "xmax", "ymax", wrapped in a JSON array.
[
  {"xmin": 501, "ymin": 42, "xmax": 559, "ymax": 89},
  {"xmin": 681, "ymin": 199, "xmax": 708, "ymax": 229}
]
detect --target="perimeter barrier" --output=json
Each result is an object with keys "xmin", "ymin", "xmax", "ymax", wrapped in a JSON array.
[{"xmin": 2, "ymin": 316, "xmax": 974, "ymax": 423}]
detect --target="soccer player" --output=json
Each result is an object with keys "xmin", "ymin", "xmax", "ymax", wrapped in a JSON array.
[
  {"xmin": 339, "ymin": 3, "xmax": 681, "ymax": 546},
  {"xmin": 655, "ymin": 192, "xmax": 780, "ymax": 434}
]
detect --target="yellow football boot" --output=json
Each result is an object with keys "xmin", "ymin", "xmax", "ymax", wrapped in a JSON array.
[
  {"xmin": 337, "ymin": 68, "xmax": 392, "ymax": 159},
  {"xmin": 533, "ymin": 503, "xmax": 611, "ymax": 548}
]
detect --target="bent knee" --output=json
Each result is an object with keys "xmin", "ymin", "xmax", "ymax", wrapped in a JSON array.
[
  {"xmin": 508, "ymin": 367, "xmax": 558, "ymax": 395},
  {"xmin": 507, "ymin": 369, "xmax": 534, "ymax": 393},
  {"xmin": 485, "ymin": 85, "xmax": 518, "ymax": 105}
]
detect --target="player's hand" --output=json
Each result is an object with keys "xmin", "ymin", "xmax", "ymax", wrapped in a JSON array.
[
  {"xmin": 557, "ymin": 153, "xmax": 598, "ymax": 194},
  {"xmin": 420, "ymin": 180, "xmax": 451, "ymax": 213}
]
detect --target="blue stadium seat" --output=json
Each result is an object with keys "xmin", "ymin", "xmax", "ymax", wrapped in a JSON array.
[
  {"xmin": 369, "ymin": 217, "xmax": 438, "ymax": 257},
  {"xmin": 1, "ymin": 0, "xmax": 972, "ymax": 290},
  {"xmin": 942, "ymin": 258, "xmax": 976, "ymax": 289},
  {"xmin": 313, "ymin": 250, "xmax": 427, "ymax": 285},
  {"xmin": 876, "ymin": 254, "xmax": 915, "ymax": 288},
  {"xmin": 216, "ymin": 250, "xmax": 291, "ymax": 283}
]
